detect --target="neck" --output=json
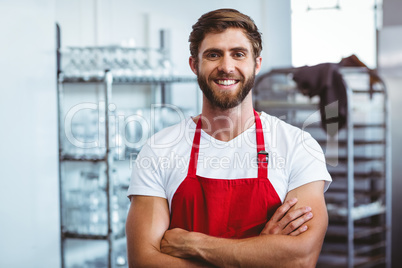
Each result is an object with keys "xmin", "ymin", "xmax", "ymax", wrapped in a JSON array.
[{"xmin": 199, "ymin": 93, "xmax": 256, "ymax": 142}]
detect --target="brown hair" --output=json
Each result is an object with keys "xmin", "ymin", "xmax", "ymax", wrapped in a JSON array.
[{"xmin": 189, "ymin": 8, "xmax": 262, "ymax": 62}]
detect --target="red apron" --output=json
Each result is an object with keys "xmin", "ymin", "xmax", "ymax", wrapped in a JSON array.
[{"xmin": 169, "ymin": 110, "xmax": 282, "ymax": 238}]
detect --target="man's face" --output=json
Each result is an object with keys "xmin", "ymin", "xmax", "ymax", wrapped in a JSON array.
[{"xmin": 190, "ymin": 28, "xmax": 262, "ymax": 110}]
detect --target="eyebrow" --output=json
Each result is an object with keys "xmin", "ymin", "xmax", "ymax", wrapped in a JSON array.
[{"xmin": 202, "ymin": 47, "xmax": 250, "ymax": 56}]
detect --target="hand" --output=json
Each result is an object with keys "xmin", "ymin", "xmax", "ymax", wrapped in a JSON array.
[
  {"xmin": 161, "ymin": 228, "xmax": 199, "ymax": 259},
  {"xmin": 260, "ymin": 198, "xmax": 313, "ymax": 236}
]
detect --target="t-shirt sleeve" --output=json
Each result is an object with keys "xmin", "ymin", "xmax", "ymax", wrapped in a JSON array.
[
  {"xmin": 126, "ymin": 143, "xmax": 167, "ymax": 199},
  {"xmin": 288, "ymin": 130, "xmax": 332, "ymax": 192}
]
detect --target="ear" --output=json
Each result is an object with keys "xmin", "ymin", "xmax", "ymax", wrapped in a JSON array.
[
  {"xmin": 189, "ymin": 56, "xmax": 198, "ymax": 75},
  {"xmin": 254, "ymin": 56, "xmax": 262, "ymax": 75}
]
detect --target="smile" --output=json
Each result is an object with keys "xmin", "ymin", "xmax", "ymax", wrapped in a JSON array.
[{"xmin": 215, "ymin": 79, "xmax": 239, "ymax": 86}]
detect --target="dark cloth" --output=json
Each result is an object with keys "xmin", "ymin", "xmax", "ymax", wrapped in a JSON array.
[
  {"xmin": 292, "ymin": 63, "xmax": 347, "ymax": 136},
  {"xmin": 340, "ymin": 54, "xmax": 381, "ymax": 99}
]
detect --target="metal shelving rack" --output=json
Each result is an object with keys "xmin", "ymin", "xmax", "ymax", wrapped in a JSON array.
[
  {"xmin": 57, "ymin": 72, "xmax": 196, "ymax": 268},
  {"xmin": 253, "ymin": 67, "xmax": 391, "ymax": 268},
  {"xmin": 57, "ymin": 30, "xmax": 197, "ymax": 268}
]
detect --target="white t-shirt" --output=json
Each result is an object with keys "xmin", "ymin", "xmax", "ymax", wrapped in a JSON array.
[{"xmin": 127, "ymin": 112, "xmax": 332, "ymax": 210}]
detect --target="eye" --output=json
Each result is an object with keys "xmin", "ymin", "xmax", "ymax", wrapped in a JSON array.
[
  {"xmin": 234, "ymin": 52, "xmax": 245, "ymax": 58},
  {"xmin": 207, "ymin": 53, "xmax": 220, "ymax": 59}
]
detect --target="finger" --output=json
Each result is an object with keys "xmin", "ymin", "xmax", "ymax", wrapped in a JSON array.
[
  {"xmin": 280, "ymin": 206, "xmax": 312, "ymax": 226},
  {"xmin": 260, "ymin": 222, "xmax": 280, "ymax": 235},
  {"xmin": 270, "ymin": 198, "xmax": 298, "ymax": 223},
  {"xmin": 160, "ymin": 240, "xmax": 169, "ymax": 254},
  {"xmin": 282, "ymin": 211, "xmax": 313, "ymax": 235},
  {"xmin": 289, "ymin": 225, "xmax": 308, "ymax": 236}
]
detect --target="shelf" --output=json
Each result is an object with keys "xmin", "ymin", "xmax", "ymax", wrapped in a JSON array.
[
  {"xmin": 59, "ymin": 75, "xmax": 197, "ymax": 84},
  {"xmin": 325, "ymin": 193, "xmax": 385, "ymax": 205},
  {"xmin": 62, "ymin": 231, "xmax": 126, "ymax": 241},
  {"xmin": 62, "ymin": 232, "xmax": 108, "ymax": 240},
  {"xmin": 60, "ymin": 151, "xmax": 140, "ymax": 162},
  {"xmin": 326, "ymin": 188, "xmax": 385, "ymax": 197},
  {"xmin": 329, "ymin": 170, "xmax": 384, "ymax": 180},
  {"xmin": 317, "ymin": 253, "xmax": 385, "ymax": 268},
  {"xmin": 354, "ymin": 123, "xmax": 385, "ymax": 129},
  {"xmin": 281, "ymin": 122, "xmax": 385, "ymax": 129},
  {"xmin": 325, "ymin": 225, "xmax": 387, "ymax": 240},
  {"xmin": 254, "ymin": 100, "xmax": 319, "ymax": 110},
  {"xmin": 60, "ymin": 154, "xmax": 107, "ymax": 162},
  {"xmin": 326, "ymin": 156, "xmax": 385, "ymax": 163},
  {"xmin": 317, "ymin": 140, "xmax": 385, "ymax": 146},
  {"xmin": 322, "ymin": 241, "xmax": 386, "ymax": 256},
  {"xmin": 354, "ymin": 241, "xmax": 386, "ymax": 255},
  {"xmin": 352, "ymin": 89, "xmax": 385, "ymax": 94},
  {"xmin": 327, "ymin": 201, "xmax": 386, "ymax": 220}
]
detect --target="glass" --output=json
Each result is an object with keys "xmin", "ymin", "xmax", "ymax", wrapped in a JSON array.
[
  {"xmin": 62, "ymin": 163, "xmax": 130, "ymax": 237},
  {"xmin": 63, "ymin": 108, "xmax": 105, "ymax": 160},
  {"xmin": 63, "ymin": 164, "xmax": 107, "ymax": 236},
  {"xmin": 60, "ymin": 46, "xmax": 177, "ymax": 81}
]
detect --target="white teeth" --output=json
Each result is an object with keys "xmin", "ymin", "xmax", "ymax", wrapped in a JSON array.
[{"xmin": 217, "ymin": 80, "xmax": 236, "ymax": 86}]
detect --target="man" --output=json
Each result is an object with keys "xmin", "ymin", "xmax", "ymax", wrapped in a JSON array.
[{"xmin": 126, "ymin": 8, "xmax": 331, "ymax": 267}]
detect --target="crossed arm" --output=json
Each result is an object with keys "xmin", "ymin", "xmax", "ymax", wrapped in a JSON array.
[
  {"xmin": 126, "ymin": 180, "xmax": 328, "ymax": 267},
  {"xmin": 125, "ymin": 194, "xmax": 208, "ymax": 267}
]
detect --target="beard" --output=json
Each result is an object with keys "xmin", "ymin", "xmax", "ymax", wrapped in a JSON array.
[{"xmin": 197, "ymin": 70, "xmax": 255, "ymax": 110}]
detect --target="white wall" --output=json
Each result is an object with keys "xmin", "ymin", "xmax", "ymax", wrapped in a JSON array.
[{"xmin": 0, "ymin": 1, "xmax": 60, "ymax": 267}]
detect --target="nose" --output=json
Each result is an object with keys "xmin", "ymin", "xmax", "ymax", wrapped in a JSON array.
[{"xmin": 217, "ymin": 55, "xmax": 235, "ymax": 74}]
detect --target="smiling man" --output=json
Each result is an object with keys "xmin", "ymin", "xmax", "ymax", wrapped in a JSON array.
[
  {"xmin": 195, "ymin": 27, "xmax": 257, "ymax": 110},
  {"xmin": 126, "ymin": 8, "xmax": 332, "ymax": 267}
]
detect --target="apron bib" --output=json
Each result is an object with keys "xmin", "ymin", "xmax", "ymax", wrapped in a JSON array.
[{"xmin": 169, "ymin": 110, "xmax": 281, "ymax": 238}]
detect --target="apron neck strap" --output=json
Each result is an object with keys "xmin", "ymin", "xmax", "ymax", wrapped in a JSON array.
[
  {"xmin": 187, "ymin": 116, "xmax": 203, "ymax": 178},
  {"xmin": 188, "ymin": 111, "xmax": 268, "ymax": 178},
  {"xmin": 254, "ymin": 110, "xmax": 268, "ymax": 179}
]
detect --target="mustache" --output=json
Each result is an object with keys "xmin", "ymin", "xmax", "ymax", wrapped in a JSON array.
[{"xmin": 212, "ymin": 73, "xmax": 243, "ymax": 80}]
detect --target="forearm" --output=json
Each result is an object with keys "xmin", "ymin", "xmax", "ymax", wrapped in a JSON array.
[
  {"xmin": 126, "ymin": 196, "xmax": 214, "ymax": 267},
  {"xmin": 128, "ymin": 248, "xmax": 212, "ymax": 268},
  {"xmin": 188, "ymin": 232, "xmax": 318, "ymax": 268}
]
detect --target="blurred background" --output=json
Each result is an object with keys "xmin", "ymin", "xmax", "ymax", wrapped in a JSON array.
[{"xmin": 0, "ymin": 0, "xmax": 401, "ymax": 267}]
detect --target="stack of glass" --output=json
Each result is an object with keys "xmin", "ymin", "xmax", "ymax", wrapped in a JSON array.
[
  {"xmin": 60, "ymin": 46, "xmax": 176, "ymax": 81},
  {"xmin": 63, "ymin": 165, "xmax": 129, "ymax": 237}
]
